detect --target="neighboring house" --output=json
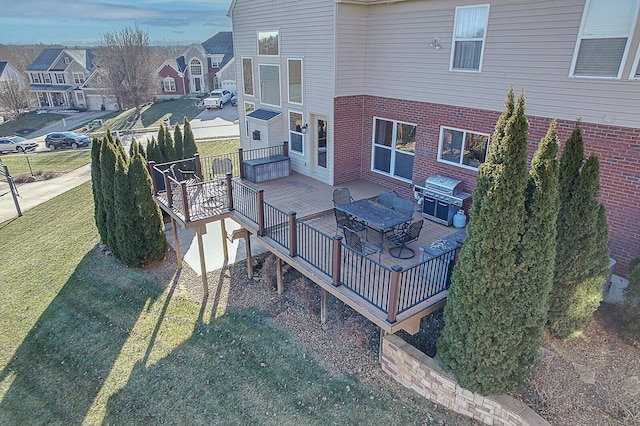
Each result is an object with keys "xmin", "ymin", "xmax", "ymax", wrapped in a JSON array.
[
  {"xmin": 157, "ymin": 31, "xmax": 235, "ymax": 99},
  {"xmin": 0, "ymin": 61, "xmax": 25, "ymax": 88},
  {"xmin": 26, "ymin": 48, "xmax": 117, "ymax": 111},
  {"xmin": 228, "ymin": 0, "xmax": 640, "ymax": 275}
]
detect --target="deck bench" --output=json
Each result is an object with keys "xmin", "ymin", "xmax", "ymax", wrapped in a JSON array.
[{"xmin": 243, "ymin": 154, "xmax": 291, "ymax": 183}]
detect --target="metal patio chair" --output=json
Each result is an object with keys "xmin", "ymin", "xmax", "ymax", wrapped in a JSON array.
[
  {"xmin": 211, "ymin": 157, "xmax": 233, "ymax": 182},
  {"xmin": 332, "ymin": 187, "xmax": 353, "ymax": 206},
  {"xmin": 386, "ymin": 220, "xmax": 424, "ymax": 259},
  {"xmin": 334, "ymin": 208, "xmax": 367, "ymax": 235},
  {"xmin": 343, "ymin": 227, "xmax": 382, "ymax": 262},
  {"xmin": 377, "ymin": 189, "xmax": 397, "ymax": 209},
  {"xmin": 391, "ymin": 196, "xmax": 414, "ymax": 217}
]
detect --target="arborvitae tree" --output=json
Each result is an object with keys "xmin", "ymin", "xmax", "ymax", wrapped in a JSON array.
[
  {"xmin": 514, "ymin": 121, "xmax": 560, "ymax": 375},
  {"xmin": 146, "ymin": 136, "xmax": 161, "ymax": 163},
  {"xmin": 548, "ymin": 147, "xmax": 610, "ymax": 338},
  {"xmin": 113, "ymin": 152, "xmax": 133, "ymax": 261},
  {"xmin": 91, "ymin": 136, "xmax": 107, "ymax": 244},
  {"xmin": 128, "ymin": 140, "xmax": 167, "ymax": 265},
  {"xmin": 157, "ymin": 125, "xmax": 167, "ymax": 162},
  {"xmin": 182, "ymin": 117, "xmax": 198, "ymax": 159},
  {"xmin": 174, "ymin": 123, "xmax": 184, "ymax": 160},
  {"xmin": 163, "ymin": 125, "xmax": 176, "ymax": 162},
  {"xmin": 99, "ymin": 137, "xmax": 118, "ymax": 251},
  {"xmin": 437, "ymin": 89, "xmax": 531, "ymax": 395}
]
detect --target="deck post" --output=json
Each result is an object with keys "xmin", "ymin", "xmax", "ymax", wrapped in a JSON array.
[
  {"xmin": 181, "ymin": 182, "xmax": 190, "ymax": 222},
  {"xmin": 171, "ymin": 217, "xmax": 183, "ymax": 269},
  {"xmin": 332, "ymin": 235, "xmax": 342, "ymax": 286},
  {"xmin": 196, "ymin": 226, "xmax": 209, "ymax": 297},
  {"xmin": 220, "ymin": 219, "xmax": 229, "ymax": 261},
  {"xmin": 387, "ymin": 265, "xmax": 403, "ymax": 324},
  {"xmin": 194, "ymin": 154, "xmax": 202, "ymax": 180},
  {"xmin": 257, "ymin": 190, "xmax": 265, "ymax": 236},
  {"xmin": 282, "ymin": 141, "xmax": 289, "ymax": 157},
  {"xmin": 225, "ymin": 172, "xmax": 233, "ymax": 210},
  {"xmin": 245, "ymin": 231, "xmax": 253, "ymax": 279},
  {"xmin": 321, "ymin": 289, "xmax": 329, "ymax": 324},
  {"xmin": 288, "ymin": 211, "xmax": 297, "ymax": 257},
  {"xmin": 276, "ymin": 257, "xmax": 284, "ymax": 294},
  {"xmin": 378, "ymin": 329, "xmax": 388, "ymax": 364},
  {"xmin": 238, "ymin": 148, "xmax": 244, "ymax": 179},
  {"xmin": 148, "ymin": 161, "xmax": 158, "ymax": 194}
]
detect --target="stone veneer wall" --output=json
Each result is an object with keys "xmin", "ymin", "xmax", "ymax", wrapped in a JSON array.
[{"xmin": 380, "ymin": 334, "xmax": 550, "ymax": 426}]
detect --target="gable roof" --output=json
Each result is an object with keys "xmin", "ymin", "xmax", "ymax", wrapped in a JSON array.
[
  {"xmin": 202, "ymin": 32, "xmax": 233, "ymax": 55},
  {"xmin": 0, "ymin": 62, "xmax": 6, "ymax": 76},
  {"xmin": 27, "ymin": 48, "xmax": 63, "ymax": 71}
]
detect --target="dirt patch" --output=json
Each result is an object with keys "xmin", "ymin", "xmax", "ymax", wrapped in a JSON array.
[
  {"xmin": 13, "ymin": 171, "xmax": 62, "ymax": 184},
  {"xmin": 147, "ymin": 251, "xmax": 640, "ymax": 425}
]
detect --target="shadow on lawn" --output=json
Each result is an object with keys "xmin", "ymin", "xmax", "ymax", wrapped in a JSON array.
[{"xmin": 0, "ymin": 250, "xmax": 170, "ymax": 424}]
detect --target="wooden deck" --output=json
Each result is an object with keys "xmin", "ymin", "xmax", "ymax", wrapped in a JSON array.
[{"xmin": 151, "ymin": 154, "xmax": 464, "ymax": 335}]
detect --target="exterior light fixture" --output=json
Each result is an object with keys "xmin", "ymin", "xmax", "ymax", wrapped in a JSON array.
[
  {"xmin": 430, "ymin": 38, "xmax": 441, "ymax": 49},
  {"xmin": 301, "ymin": 123, "xmax": 308, "ymax": 134}
]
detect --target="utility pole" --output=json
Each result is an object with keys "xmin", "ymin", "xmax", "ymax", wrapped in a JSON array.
[{"xmin": 1, "ymin": 161, "xmax": 22, "ymax": 217}]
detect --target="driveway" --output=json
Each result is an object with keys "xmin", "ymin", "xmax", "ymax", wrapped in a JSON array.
[{"xmin": 27, "ymin": 110, "xmax": 112, "ymax": 152}]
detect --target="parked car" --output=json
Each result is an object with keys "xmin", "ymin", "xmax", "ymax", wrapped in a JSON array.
[
  {"xmin": 45, "ymin": 132, "xmax": 91, "ymax": 150},
  {"xmin": 203, "ymin": 89, "xmax": 232, "ymax": 109},
  {"xmin": 230, "ymin": 94, "xmax": 238, "ymax": 106},
  {"xmin": 0, "ymin": 136, "xmax": 38, "ymax": 154}
]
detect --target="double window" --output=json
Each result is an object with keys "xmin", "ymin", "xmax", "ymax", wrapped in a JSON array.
[
  {"xmin": 73, "ymin": 72, "xmax": 85, "ymax": 85},
  {"xmin": 571, "ymin": 0, "xmax": 639, "ymax": 78},
  {"xmin": 438, "ymin": 127, "xmax": 489, "ymax": 170},
  {"xmin": 371, "ymin": 118, "xmax": 415, "ymax": 181},
  {"xmin": 259, "ymin": 64, "xmax": 280, "ymax": 107},
  {"xmin": 242, "ymin": 58, "xmax": 254, "ymax": 96},
  {"xmin": 289, "ymin": 111, "xmax": 304, "ymax": 154},
  {"xmin": 55, "ymin": 73, "xmax": 65, "ymax": 84},
  {"xmin": 451, "ymin": 4, "xmax": 490, "ymax": 72},
  {"xmin": 258, "ymin": 31, "xmax": 279, "ymax": 56},
  {"xmin": 43, "ymin": 74, "xmax": 51, "ymax": 84},
  {"xmin": 163, "ymin": 77, "xmax": 177, "ymax": 92},
  {"xmin": 31, "ymin": 73, "xmax": 41, "ymax": 84}
]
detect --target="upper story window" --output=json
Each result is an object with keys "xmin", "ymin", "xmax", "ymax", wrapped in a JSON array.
[
  {"xmin": 288, "ymin": 59, "xmax": 303, "ymax": 104},
  {"xmin": 371, "ymin": 118, "xmax": 416, "ymax": 181},
  {"xmin": 258, "ymin": 31, "xmax": 279, "ymax": 56},
  {"xmin": 190, "ymin": 59, "xmax": 203, "ymax": 76},
  {"xmin": 571, "ymin": 0, "xmax": 638, "ymax": 78},
  {"xmin": 242, "ymin": 58, "xmax": 254, "ymax": 96},
  {"xmin": 163, "ymin": 77, "xmax": 177, "ymax": 92},
  {"xmin": 43, "ymin": 74, "xmax": 51, "ymax": 84},
  {"xmin": 55, "ymin": 73, "xmax": 65, "ymax": 84},
  {"xmin": 438, "ymin": 126, "xmax": 489, "ymax": 170},
  {"xmin": 450, "ymin": 4, "xmax": 490, "ymax": 72},
  {"xmin": 73, "ymin": 72, "xmax": 85, "ymax": 85},
  {"xmin": 210, "ymin": 55, "xmax": 224, "ymax": 68},
  {"xmin": 63, "ymin": 56, "xmax": 71, "ymax": 65},
  {"xmin": 259, "ymin": 64, "xmax": 281, "ymax": 107},
  {"xmin": 31, "ymin": 73, "xmax": 41, "ymax": 84}
]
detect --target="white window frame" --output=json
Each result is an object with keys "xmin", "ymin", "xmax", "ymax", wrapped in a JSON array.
[
  {"xmin": 437, "ymin": 126, "xmax": 490, "ymax": 171},
  {"xmin": 450, "ymin": 4, "xmax": 490, "ymax": 73},
  {"xmin": 73, "ymin": 72, "xmax": 85, "ymax": 85},
  {"xmin": 190, "ymin": 59, "xmax": 203, "ymax": 76},
  {"xmin": 631, "ymin": 43, "xmax": 640, "ymax": 79},
  {"xmin": 209, "ymin": 55, "xmax": 224, "ymax": 68},
  {"xmin": 370, "ymin": 117, "xmax": 416, "ymax": 182},
  {"xmin": 75, "ymin": 91, "xmax": 85, "ymax": 104},
  {"xmin": 43, "ymin": 73, "xmax": 51, "ymax": 84},
  {"xmin": 244, "ymin": 102, "xmax": 255, "ymax": 137},
  {"xmin": 287, "ymin": 58, "xmax": 303, "ymax": 105},
  {"xmin": 55, "ymin": 73, "xmax": 65, "ymax": 84},
  {"xmin": 63, "ymin": 56, "xmax": 71, "ymax": 65},
  {"xmin": 163, "ymin": 77, "xmax": 177, "ymax": 92},
  {"xmin": 288, "ymin": 110, "xmax": 304, "ymax": 155},
  {"xmin": 570, "ymin": 0, "xmax": 639, "ymax": 79},
  {"xmin": 257, "ymin": 30, "xmax": 279, "ymax": 56},
  {"xmin": 242, "ymin": 57, "xmax": 254, "ymax": 97},
  {"xmin": 259, "ymin": 64, "xmax": 281, "ymax": 107},
  {"xmin": 31, "ymin": 73, "xmax": 41, "ymax": 84}
]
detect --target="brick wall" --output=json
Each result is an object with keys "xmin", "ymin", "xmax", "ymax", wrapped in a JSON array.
[
  {"xmin": 381, "ymin": 334, "xmax": 550, "ymax": 426},
  {"xmin": 334, "ymin": 95, "xmax": 640, "ymax": 276}
]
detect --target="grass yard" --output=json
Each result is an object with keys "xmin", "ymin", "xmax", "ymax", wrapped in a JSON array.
[
  {"xmin": 0, "ymin": 111, "xmax": 66, "ymax": 136},
  {"xmin": 102, "ymin": 99, "xmax": 201, "ymax": 132},
  {"xmin": 196, "ymin": 137, "xmax": 240, "ymax": 157},
  {"xmin": 0, "ymin": 150, "xmax": 91, "ymax": 176}
]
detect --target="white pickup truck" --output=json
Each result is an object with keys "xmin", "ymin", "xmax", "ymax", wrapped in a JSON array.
[{"xmin": 203, "ymin": 89, "xmax": 233, "ymax": 109}]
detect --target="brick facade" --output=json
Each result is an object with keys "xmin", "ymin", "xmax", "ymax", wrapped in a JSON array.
[{"xmin": 334, "ymin": 95, "xmax": 640, "ymax": 276}]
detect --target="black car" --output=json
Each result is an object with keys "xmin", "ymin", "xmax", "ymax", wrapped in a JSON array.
[{"xmin": 45, "ymin": 132, "xmax": 91, "ymax": 150}]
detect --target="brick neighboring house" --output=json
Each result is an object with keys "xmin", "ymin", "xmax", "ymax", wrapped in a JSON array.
[
  {"xmin": 228, "ymin": 0, "xmax": 640, "ymax": 275},
  {"xmin": 157, "ymin": 31, "xmax": 235, "ymax": 100},
  {"xmin": 26, "ymin": 48, "xmax": 117, "ymax": 111}
]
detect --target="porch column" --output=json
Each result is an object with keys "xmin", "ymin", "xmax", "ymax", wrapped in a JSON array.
[
  {"xmin": 196, "ymin": 225, "xmax": 209, "ymax": 297},
  {"xmin": 171, "ymin": 217, "xmax": 183, "ymax": 269}
]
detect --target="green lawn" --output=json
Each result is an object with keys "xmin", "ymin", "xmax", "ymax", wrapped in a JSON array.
[
  {"xmin": 0, "ymin": 180, "xmax": 464, "ymax": 425},
  {"xmin": 0, "ymin": 111, "xmax": 66, "ymax": 136},
  {"xmin": 0, "ymin": 150, "xmax": 92, "ymax": 176},
  {"xmin": 102, "ymin": 99, "xmax": 201, "ymax": 132}
]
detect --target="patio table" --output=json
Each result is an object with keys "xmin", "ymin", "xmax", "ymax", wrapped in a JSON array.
[{"xmin": 336, "ymin": 198, "xmax": 413, "ymax": 252}]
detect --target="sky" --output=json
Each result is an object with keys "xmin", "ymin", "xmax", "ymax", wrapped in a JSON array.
[{"xmin": 0, "ymin": 0, "xmax": 233, "ymax": 46}]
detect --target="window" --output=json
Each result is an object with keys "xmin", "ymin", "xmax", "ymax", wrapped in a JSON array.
[
  {"xmin": 438, "ymin": 127, "xmax": 490, "ymax": 170},
  {"xmin": 210, "ymin": 55, "xmax": 224, "ymax": 68},
  {"xmin": 571, "ymin": 0, "xmax": 638, "ymax": 78},
  {"xmin": 451, "ymin": 4, "xmax": 490, "ymax": 72},
  {"xmin": 371, "ymin": 118, "xmax": 416, "ymax": 181},
  {"xmin": 43, "ymin": 74, "xmax": 51, "ymax": 84},
  {"xmin": 73, "ymin": 72, "xmax": 85, "ymax": 85},
  {"xmin": 163, "ymin": 77, "xmax": 177, "ymax": 92},
  {"xmin": 31, "ymin": 73, "xmax": 41, "ymax": 84},
  {"xmin": 288, "ymin": 59, "xmax": 303, "ymax": 104},
  {"xmin": 258, "ymin": 30, "xmax": 279, "ymax": 56},
  {"xmin": 55, "ymin": 73, "xmax": 65, "ymax": 84},
  {"xmin": 63, "ymin": 56, "xmax": 71, "ymax": 65},
  {"xmin": 190, "ymin": 59, "xmax": 203, "ymax": 76},
  {"xmin": 242, "ymin": 58, "xmax": 254, "ymax": 96},
  {"xmin": 76, "ymin": 92, "xmax": 85, "ymax": 104},
  {"xmin": 259, "ymin": 64, "xmax": 281, "ymax": 106},
  {"xmin": 289, "ymin": 111, "xmax": 304, "ymax": 154},
  {"xmin": 244, "ymin": 102, "xmax": 255, "ymax": 137}
]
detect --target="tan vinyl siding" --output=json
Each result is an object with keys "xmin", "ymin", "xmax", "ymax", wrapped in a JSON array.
[{"xmin": 336, "ymin": 0, "xmax": 640, "ymax": 129}]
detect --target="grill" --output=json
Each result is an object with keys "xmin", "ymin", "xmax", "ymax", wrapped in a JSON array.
[{"xmin": 413, "ymin": 174, "xmax": 471, "ymax": 226}]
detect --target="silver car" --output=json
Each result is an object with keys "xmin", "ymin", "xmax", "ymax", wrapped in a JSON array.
[{"xmin": 0, "ymin": 136, "xmax": 38, "ymax": 154}]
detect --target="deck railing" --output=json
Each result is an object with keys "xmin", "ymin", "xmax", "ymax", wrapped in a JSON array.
[
  {"xmin": 296, "ymin": 221, "xmax": 335, "ymax": 277},
  {"xmin": 263, "ymin": 202, "xmax": 290, "ymax": 250}
]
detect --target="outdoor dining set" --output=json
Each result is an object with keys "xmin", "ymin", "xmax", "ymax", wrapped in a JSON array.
[{"xmin": 333, "ymin": 188, "xmax": 424, "ymax": 261}]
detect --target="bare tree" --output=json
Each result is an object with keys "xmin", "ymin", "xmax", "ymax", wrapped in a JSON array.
[
  {"xmin": 0, "ymin": 78, "xmax": 31, "ymax": 128},
  {"xmin": 95, "ymin": 24, "xmax": 159, "ymax": 118}
]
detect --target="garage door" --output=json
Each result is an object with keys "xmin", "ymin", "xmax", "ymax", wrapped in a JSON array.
[{"xmin": 86, "ymin": 95, "xmax": 119, "ymax": 111}]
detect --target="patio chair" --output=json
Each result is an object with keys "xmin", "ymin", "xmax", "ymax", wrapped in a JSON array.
[
  {"xmin": 211, "ymin": 157, "xmax": 233, "ymax": 181},
  {"xmin": 334, "ymin": 208, "xmax": 367, "ymax": 235},
  {"xmin": 170, "ymin": 164, "xmax": 200, "ymax": 185},
  {"xmin": 386, "ymin": 220, "xmax": 424, "ymax": 259},
  {"xmin": 377, "ymin": 190, "xmax": 397, "ymax": 209},
  {"xmin": 391, "ymin": 196, "xmax": 414, "ymax": 218},
  {"xmin": 332, "ymin": 187, "xmax": 353, "ymax": 206},
  {"xmin": 343, "ymin": 227, "xmax": 382, "ymax": 262}
]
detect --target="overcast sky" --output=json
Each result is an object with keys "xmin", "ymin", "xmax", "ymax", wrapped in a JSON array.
[{"xmin": 0, "ymin": 0, "xmax": 233, "ymax": 46}]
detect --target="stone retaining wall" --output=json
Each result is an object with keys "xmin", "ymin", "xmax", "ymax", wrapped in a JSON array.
[{"xmin": 380, "ymin": 334, "xmax": 549, "ymax": 426}]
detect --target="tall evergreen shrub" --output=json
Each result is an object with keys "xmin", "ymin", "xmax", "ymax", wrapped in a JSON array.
[
  {"xmin": 113, "ymin": 152, "xmax": 135, "ymax": 261},
  {"xmin": 99, "ymin": 137, "xmax": 118, "ymax": 251},
  {"xmin": 163, "ymin": 125, "xmax": 176, "ymax": 162},
  {"xmin": 437, "ymin": 89, "xmax": 531, "ymax": 395},
  {"xmin": 174, "ymin": 123, "xmax": 184, "ymax": 160},
  {"xmin": 157, "ymin": 125, "xmax": 167, "ymax": 161},
  {"xmin": 91, "ymin": 136, "xmax": 107, "ymax": 244},
  {"xmin": 182, "ymin": 117, "xmax": 197, "ymax": 159}
]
